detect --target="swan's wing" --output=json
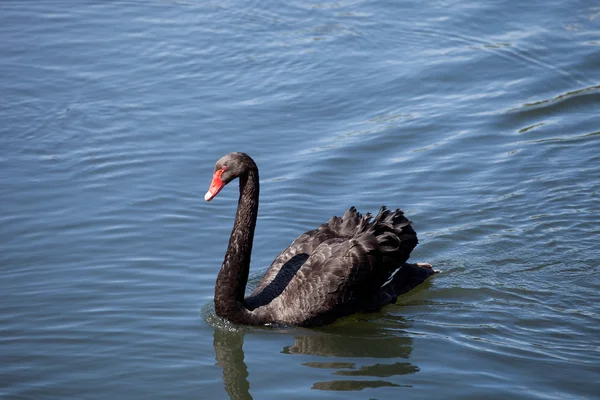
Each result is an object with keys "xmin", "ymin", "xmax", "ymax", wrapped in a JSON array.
[
  {"xmin": 249, "ymin": 206, "xmax": 369, "ymax": 297},
  {"xmin": 249, "ymin": 226, "xmax": 340, "ymax": 297},
  {"xmin": 255, "ymin": 233, "xmax": 386, "ymax": 326},
  {"xmin": 244, "ymin": 252, "xmax": 310, "ymax": 311},
  {"xmin": 248, "ymin": 206, "xmax": 419, "ymax": 325},
  {"xmin": 248, "ymin": 231, "xmax": 313, "ymax": 297}
]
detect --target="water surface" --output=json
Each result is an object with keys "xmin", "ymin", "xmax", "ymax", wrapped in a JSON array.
[{"xmin": 1, "ymin": 0, "xmax": 599, "ymax": 399}]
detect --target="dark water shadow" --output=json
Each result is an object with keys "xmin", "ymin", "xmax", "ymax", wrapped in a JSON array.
[{"xmin": 213, "ymin": 316, "xmax": 419, "ymax": 396}]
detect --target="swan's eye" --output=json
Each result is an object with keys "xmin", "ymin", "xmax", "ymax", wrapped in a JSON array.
[{"xmin": 221, "ymin": 166, "xmax": 227, "ymax": 171}]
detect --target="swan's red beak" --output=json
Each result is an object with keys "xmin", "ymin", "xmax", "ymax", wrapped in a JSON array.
[{"xmin": 205, "ymin": 166, "xmax": 226, "ymax": 202}]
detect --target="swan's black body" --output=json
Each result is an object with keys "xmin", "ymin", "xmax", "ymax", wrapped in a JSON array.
[{"xmin": 207, "ymin": 152, "xmax": 436, "ymax": 327}]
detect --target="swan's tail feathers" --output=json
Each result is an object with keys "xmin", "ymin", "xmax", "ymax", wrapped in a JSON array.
[
  {"xmin": 367, "ymin": 206, "xmax": 418, "ymax": 265},
  {"xmin": 328, "ymin": 205, "xmax": 418, "ymax": 266},
  {"xmin": 327, "ymin": 206, "xmax": 363, "ymax": 236},
  {"xmin": 384, "ymin": 263, "xmax": 438, "ymax": 300}
]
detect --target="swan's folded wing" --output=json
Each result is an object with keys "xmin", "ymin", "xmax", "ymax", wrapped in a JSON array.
[
  {"xmin": 250, "ymin": 206, "xmax": 371, "ymax": 297},
  {"xmin": 249, "ymin": 222, "xmax": 346, "ymax": 297},
  {"xmin": 258, "ymin": 233, "xmax": 384, "ymax": 326},
  {"xmin": 249, "ymin": 206, "xmax": 418, "ymax": 325},
  {"xmin": 249, "ymin": 230, "xmax": 315, "ymax": 297},
  {"xmin": 244, "ymin": 252, "xmax": 310, "ymax": 311}
]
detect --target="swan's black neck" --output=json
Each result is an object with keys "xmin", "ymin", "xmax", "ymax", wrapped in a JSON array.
[{"xmin": 214, "ymin": 167, "xmax": 259, "ymax": 323}]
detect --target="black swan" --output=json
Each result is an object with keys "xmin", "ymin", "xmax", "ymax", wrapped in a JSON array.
[{"xmin": 205, "ymin": 152, "xmax": 437, "ymax": 327}]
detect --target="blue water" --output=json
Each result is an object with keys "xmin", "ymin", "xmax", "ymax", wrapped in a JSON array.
[{"xmin": 1, "ymin": 1, "xmax": 599, "ymax": 399}]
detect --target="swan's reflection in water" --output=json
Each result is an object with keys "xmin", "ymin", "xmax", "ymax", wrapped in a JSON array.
[
  {"xmin": 213, "ymin": 314, "xmax": 419, "ymax": 398},
  {"xmin": 284, "ymin": 318, "xmax": 418, "ymax": 391},
  {"xmin": 213, "ymin": 329, "xmax": 252, "ymax": 400}
]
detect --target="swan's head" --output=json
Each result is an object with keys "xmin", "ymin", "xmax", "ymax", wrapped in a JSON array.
[{"xmin": 205, "ymin": 152, "xmax": 257, "ymax": 202}]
